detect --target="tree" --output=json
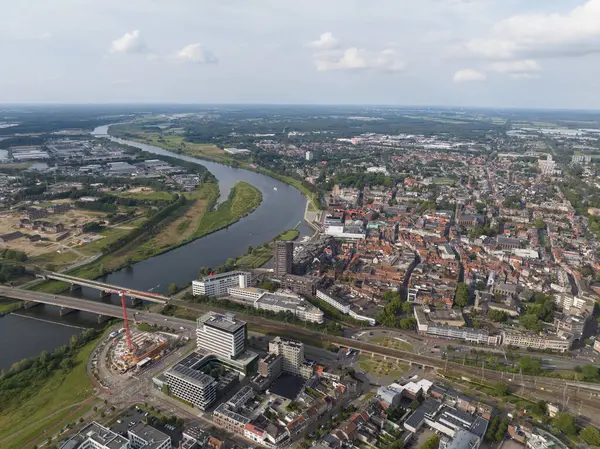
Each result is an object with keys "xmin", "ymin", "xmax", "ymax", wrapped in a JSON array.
[
  {"xmin": 402, "ymin": 302, "xmax": 413, "ymax": 315},
  {"xmin": 581, "ymin": 364, "xmax": 599, "ymax": 380},
  {"xmin": 534, "ymin": 218, "xmax": 546, "ymax": 229},
  {"xmin": 519, "ymin": 314, "xmax": 542, "ymax": 332},
  {"xmin": 168, "ymin": 283, "xmax": 178, "ymax": 294},
  {"xmin": 552, "ymin": 413, "xmax": 578, "ymax": 436},
  {"xmin": 247, "ymin": 245, "xmax": 254, "ymax": 254},
  {"xmin": 421, "ymin": 434, "xmax": 440, "ymax": 449},
  {"xmin": 492, "ymin": 382, "xmax": 509, "ymax": 397},
  {"xmin": 487, "ymin": 309, "xmax": 508, "ymax": 322},
  {"xmin": 454, "ymin": 283, "xmax": 469, "ymax": 307},
  {"xmin": 518, "ymin": 356, "xmax": 542, "ymax": 375},
  {"xmin": 580, "ymin": 427, "xmax": 600, "ymax": 446}
]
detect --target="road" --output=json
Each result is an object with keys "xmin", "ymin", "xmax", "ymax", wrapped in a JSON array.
[{"xmin": 5, "ymin": 285, "xmax": 600, "ymax": 423}]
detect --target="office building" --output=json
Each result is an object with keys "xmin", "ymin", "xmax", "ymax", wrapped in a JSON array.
[
  {"xmin": 305, "ymin": 150, "xmax": 314, "ymax": 161},
  {"xmin": 60, "ymin": 422, "xmax": 129, "ymax": 449},
  {"xmin": 197, "ymin": 312, "xmax": 247, "ymax": 359},
  {"xmin": 128, "ymin": 422, "xmax": 171, "ymax": 449},
  {"xmin": 274, "ymin": 241, "xmax": 293, "ymax": 276},
  {"xmin": 164, "ymin": 363, "xmax": 217, "ymax": 410},
  {"xmin": 192, "ymin": 271, "xmax": 250, "ymax": 297},
  {"xmin": 268, "ymin": 337, "xmax": 304, "ymax": 376}
]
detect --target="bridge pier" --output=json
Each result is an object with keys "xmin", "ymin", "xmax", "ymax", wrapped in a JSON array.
[
  {"xmin": 99, "ymin": 290, "xmax": 112, "ymax": 298},
  {"xmin": 59, "ymin": 307, "xmax": 77, "ymax": 316},
  {"xmin": 131, "ymin": 297, "xmax": 142, "ymax": 306},
  {"xmin": 23, "ymin": 301, "xmax": 42, "ymax": 309},
  {"xmin": 97, "ymin": 315, "xmax": 110, "ymax": 323},
  {"xmin": 70, "ymin": 283, "xmax": 82, "ymax": 292}
]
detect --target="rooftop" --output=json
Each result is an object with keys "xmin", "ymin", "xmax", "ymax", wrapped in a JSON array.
[
  {"xmin": 198, "ymin": 312, "xmax": 246, "ymax": 334},
  {"xmin": 128, "ymin": 422, "xmax": 170, "ymax": 449},
  {"xmin": 168, "ymin": 364, "xmax": 216, "ymax": 388}
]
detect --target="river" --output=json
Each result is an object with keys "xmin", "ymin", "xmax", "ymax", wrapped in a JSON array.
[{"xmin": 0, "ymin": 124, "xmax": 311, "ymax": 371}]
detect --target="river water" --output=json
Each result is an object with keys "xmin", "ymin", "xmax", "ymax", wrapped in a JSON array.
[{"xmin": 0, "ymin": 124, "xmax": 310, "ymax": 371}]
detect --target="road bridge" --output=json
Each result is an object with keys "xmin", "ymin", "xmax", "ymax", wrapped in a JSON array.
[
  {"xmin": 42, "ymin": 272, "xmax": 168, "ymax": 304},
  {"xmin": 0, "ymin": 286, "xmax": 192, "ymax": 329}
]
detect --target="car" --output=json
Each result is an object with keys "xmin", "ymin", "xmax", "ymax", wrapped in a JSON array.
[{"xmin": 117, "ymin": 420, "xmax": 122, "ymax": 424}]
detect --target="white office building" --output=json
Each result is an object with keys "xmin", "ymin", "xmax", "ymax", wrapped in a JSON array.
[
  {"xmin": 197, "ymin": 312, "xmax": 247, "ymax": 359},
  {"xmin": 192, "ymin": 271, "xmax": 250, "ymax": 297},
  {"xmin": 228, "ymin": 287, "xmax": 324, "ymax": 324},
  {"xmin": 305, "ymin": 150, "xmax": 314, "ymax": 161}
]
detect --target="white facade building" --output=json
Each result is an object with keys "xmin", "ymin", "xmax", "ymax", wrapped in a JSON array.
[
  {"xmin": 268, "ymin": 337, "xmax": 305, "ymax": 376},
  {"xmin": 192, "ymin": 271, "xmax": 250, "ymax": 297},
  {"xmin": 316, "ymin": 289, "xmax": 350, "ymax": 314},
  {"xmin": 197, "ymin": 312, "xmax": 247, "ymax": 359}
]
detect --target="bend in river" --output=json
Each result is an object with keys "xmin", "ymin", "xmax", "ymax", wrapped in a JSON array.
[
  {"xmin": 91, "ymin": 124, "xmax": 311, "ymax": 293},
  {"xmin": 0, "ymin": 125, "xmax": 310, "ymax": 371}
]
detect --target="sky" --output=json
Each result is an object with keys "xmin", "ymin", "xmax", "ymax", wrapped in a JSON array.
[{"xmin": 1, "ymin": 0, "xmax": 600, "ymax": 108}]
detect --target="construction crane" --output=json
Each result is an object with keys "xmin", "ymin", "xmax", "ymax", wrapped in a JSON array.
[{"xmin": 101, "ymin": 289, "xmax": 165, "ymax": 352}]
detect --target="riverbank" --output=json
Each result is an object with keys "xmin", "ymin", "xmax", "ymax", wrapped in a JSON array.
[
  {"xmin": 0, "ymin": 330, "xmax": 102, "ymax": 449},
  {"xmin": 0, "ymin": 299, "xmax": 22, "ymax": 316},
  {"xmin": 27, "ymin": 181, "xmax": 262, "ymax": 294},
  {"xmin": 109, "ymin": 125, "xmax": 321, "ymax": 211}
]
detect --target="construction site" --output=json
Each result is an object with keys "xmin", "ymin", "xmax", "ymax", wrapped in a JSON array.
[
  {"xmin": 105, "ymin": 289, "xmax": 173, "ymax": 374},
  {"xmin": 109, "ymin": 329, "xmax": 170, "ymax": 373}
]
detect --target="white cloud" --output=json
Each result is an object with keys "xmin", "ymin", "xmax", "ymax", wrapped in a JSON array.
[
  {"xmin": 309, "ymin": 32, "xmax": 339, "ymax": 50},
  {"xmin": 174, "ymin": 43, "xmax": 218, "ymax": 64},
  {"xmin": 453, "ymin": 69, "xmax": 486, "ymax": 83},
  {"xmin": 487, "ymin": 59, "xmax": 541, "ymax": 74},
  {"xmin": 315, "ymin": 47, "xmax": 405, "ymax": 72},
  {"xmin": 310, "ymin": 33, "xmax": 404, "ymax": 72},
  {"xmin": 464, "ymin": 0, "xmax": 600, "ymax": 60},
  {"xmin": 109, "ymin": 30, "xmax": 147, "ymax": 55}
]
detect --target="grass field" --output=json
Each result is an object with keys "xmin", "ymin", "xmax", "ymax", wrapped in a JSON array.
[
  {"xmin": 0, "ymin": 299, "xmax": 22, "ymax": 314},
  {"xmin": 278, "ymin": 229, "xmax": 299, "ymax": 241},
  {"xmin": 358, "ymin": 355, "xmax": 408, "ymax": 380},
  {"xmin": 193, "ymin": 181, "xmax": 262, "ymax": 239},
  {"xmin": 370, "ymin": 337, "xmax": 413, "ymax": 352},
  {"xmin": 116, "ymin": 189, "xmax": 174, "ymax": 201},
  {"xmin": 0, "ymin": 337, "xmax": 99, "ymax": 449}
]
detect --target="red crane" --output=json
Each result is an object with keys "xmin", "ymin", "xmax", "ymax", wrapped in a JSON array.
[
  {"xmin": 103, "ymin": 289, "xmax": 134, "ymax": 351},
  {"xmin": 102, "ymin": 288, "xmax": 166, "ymax": 352}
]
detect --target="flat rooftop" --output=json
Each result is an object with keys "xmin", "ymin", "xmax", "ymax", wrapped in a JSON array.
[
  {"xmin": 198, "ymin": 312, "xmax": 246, "ymax": 333},
  {"xmin": 129, "ymin": 422, "xmax": 170, "ymax": 448},
  {"xmin": 168, "ymin": 364, "xmax": 216, "ymax": 388}
]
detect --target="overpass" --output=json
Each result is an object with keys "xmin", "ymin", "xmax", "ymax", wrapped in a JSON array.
[
  {"xmin": 0, "ymin": 286, "xmax": 192, "ymax": 329},
  {"xmin": 42, "ymin": 272, "xmax": 168, "ymax": 304}
]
